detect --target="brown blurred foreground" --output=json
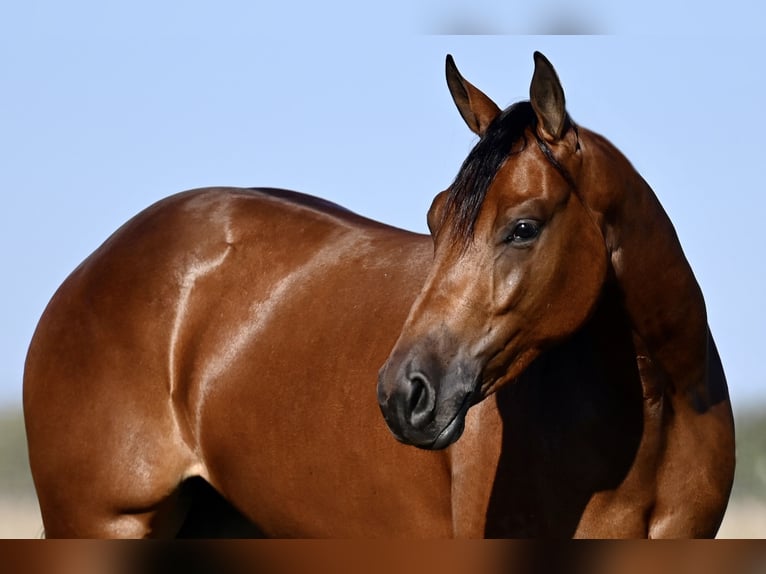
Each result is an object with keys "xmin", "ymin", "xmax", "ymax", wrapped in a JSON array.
[{"xmin": 2, "ymin": 540, "xmax": 766, "ymax": 574}]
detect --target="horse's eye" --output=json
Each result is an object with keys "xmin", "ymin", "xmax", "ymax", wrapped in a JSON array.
[{"xmin": 506, "ymin": 220, "xmax": 541, "ymax": 245}]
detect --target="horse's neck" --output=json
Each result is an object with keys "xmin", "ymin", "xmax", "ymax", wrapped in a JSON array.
[{"xmin": 580, "ymin": 132, "xmax": 711, "ymax": 408}]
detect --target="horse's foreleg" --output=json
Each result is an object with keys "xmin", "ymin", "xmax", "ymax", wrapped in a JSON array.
[{"xmin": 647, "ymin": 398, "xmax": 735, "ymax": 539}]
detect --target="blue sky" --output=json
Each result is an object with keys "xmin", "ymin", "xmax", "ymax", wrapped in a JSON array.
[{"xmin": 1, "ymin": 3, "xmax": 764, "ymax": 419}]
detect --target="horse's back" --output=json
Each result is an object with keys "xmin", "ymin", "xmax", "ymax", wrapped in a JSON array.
[{"xmin": 23, "ymin": 187, "xmax": 446, "ymax": 536}]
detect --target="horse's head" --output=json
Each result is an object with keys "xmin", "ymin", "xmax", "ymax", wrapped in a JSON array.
[{"xmin": 377, "ymin": 52, "xmax": 608, "ymax": 449}]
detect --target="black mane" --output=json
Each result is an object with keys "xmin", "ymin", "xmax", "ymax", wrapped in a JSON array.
[{"xmin": 443, "ymin": 101, "xmax": 575, "ymax": 243}]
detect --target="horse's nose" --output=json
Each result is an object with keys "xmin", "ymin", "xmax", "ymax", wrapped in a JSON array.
[
  {"xmin": 377, "ymin": 358, "xmax": 439, "ymax": 440},
  {"xmin": 378, "ymin": 350, "xmax": 478, "ymax": 449}
]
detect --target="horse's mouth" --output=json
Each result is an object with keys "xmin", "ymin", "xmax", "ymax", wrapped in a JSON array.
[{"xmin": 427, "ymin": 390, "xmax": 476, "ymax": 450}]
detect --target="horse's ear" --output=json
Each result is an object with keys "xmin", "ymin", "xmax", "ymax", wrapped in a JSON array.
[
  {"xmin": 446, "ymin": 54, "xmax": 501, "ymax": 137},
  {"xmin": 530, "ymin": 51, "xmax": 567, "ymax": 142}
]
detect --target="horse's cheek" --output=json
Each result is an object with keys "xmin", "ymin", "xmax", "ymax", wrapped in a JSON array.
[{"xmin": 564, "ymin": 216, "xmax": 608, "ymax": 330}]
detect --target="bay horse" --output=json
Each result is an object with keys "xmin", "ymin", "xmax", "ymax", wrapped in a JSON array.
[{"xmin": 24, "ymin": 52, "xmax": 734, "ymax": 538}]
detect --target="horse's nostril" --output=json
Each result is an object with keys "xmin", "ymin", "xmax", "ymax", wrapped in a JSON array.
[
  {"xmin": 407, "ymin": 374, "xmax": 426, "ymax": 413},
  {"xmin": 406, "ymin": 371, "xmax": 435, "ymax": 428}
]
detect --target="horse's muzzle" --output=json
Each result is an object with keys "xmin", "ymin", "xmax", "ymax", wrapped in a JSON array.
[{"xmin": 376, "ymin": 352, "xmax": 478, "ymax": 450}]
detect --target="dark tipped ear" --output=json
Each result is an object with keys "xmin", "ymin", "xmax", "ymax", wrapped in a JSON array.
[
  {"xmin": 530, "ymin": 51, "xmax": 567, "ymax": 142},
  {"xmin": 446, "ymin": 54, "xmax": 501, "ymax": 137}
]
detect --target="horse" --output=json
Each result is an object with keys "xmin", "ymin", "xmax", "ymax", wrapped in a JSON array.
[{"xmin": 23, "ymin": 52, "xmax": 734, "ymax": 538}]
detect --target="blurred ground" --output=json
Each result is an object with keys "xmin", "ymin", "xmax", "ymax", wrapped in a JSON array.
[
  {"xmin": 717, "ymin": 499, "xmax": 766, "ymax": 539},
  {"xmin": 0, "ymin": 497, "xmax": 42, "ymax": 538},
  {"xmin": 2, "ymin": 406, "xmax": 764, "ymax": 538}
]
